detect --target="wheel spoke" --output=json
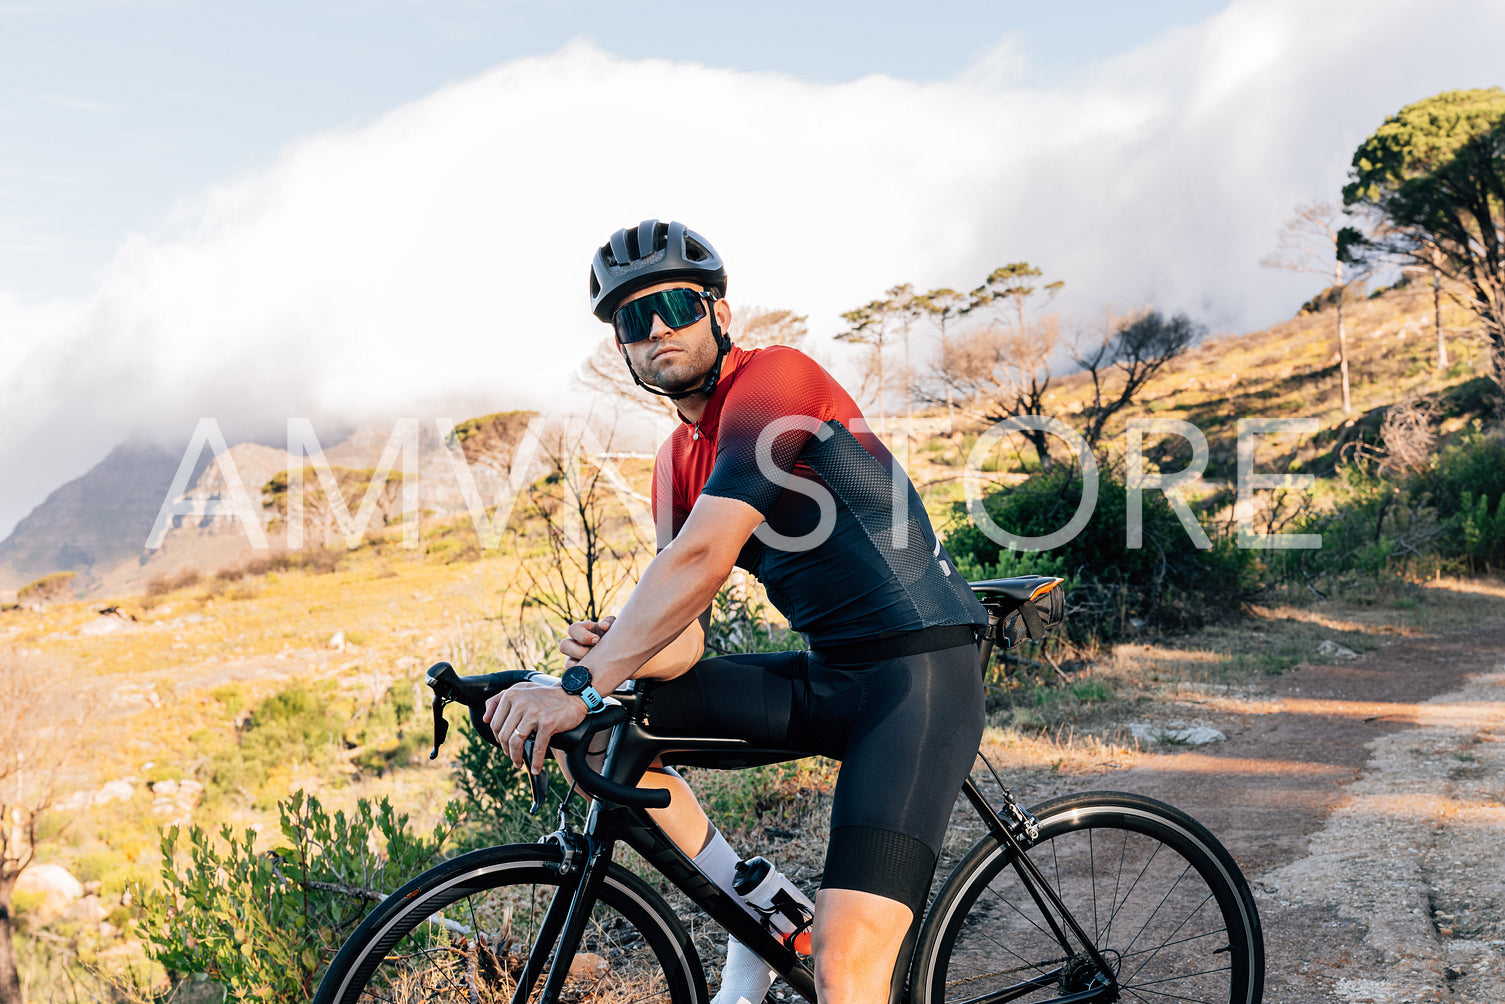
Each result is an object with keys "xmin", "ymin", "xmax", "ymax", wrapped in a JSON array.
[
  {"xmin": 1123, "ymin": 886, "xmax": 1219, "ymax": 985},
  {"xmin": 318, "ymin": 849, "xmax": 693, "ymax": 1004},
  {"xmin": 1120, "ymin": 965, "xmax": 1236, "ymax": 1003},
  {"xmin": 1117, "ymin": 924, "xmax": 1230, "ymax": 962},
  {"xmin": 977, "ymin": 874, "xmax": 1072, "ymax": 948},
  {"xmin": 952, "ymin": 912, "xmax": 1070, "ymax": 982},
  {"xmin": 922, "ymin": 795, "xmax": 1261, "ymax": 1004},
  {"xmin": 1119, "ymin": 860, "xmax": 1194, "ymax": 959}
]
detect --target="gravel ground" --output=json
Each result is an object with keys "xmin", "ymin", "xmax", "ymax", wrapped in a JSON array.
[
  {"xmin": 1261, "ymin": 664, "xmax": 1505, "ymax": 1003},
  {"xmin": 1086, "ymin": 619, "xmax": 1505, "ymax": 1004}
]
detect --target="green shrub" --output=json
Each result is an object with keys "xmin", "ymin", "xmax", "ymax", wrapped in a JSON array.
[
  {"xmin": 1428, "ymin": 428, "xmax": 1505, "ymax": 513},
  {"xmin": 210, "ymin": 683, "xmax": 246, "ymax": 717},
  {"xmin": 345, "ymin": 682, "xmax": 424, "ymax": 778},
  {"xmin": 703, "ymin": 582, "xmax": 804, "ymax": 656},
  {"xmin": 952, "ymin": 544, "xmax": 1065, "ymax": 583},
  {"xmin": 1274, "ymin": 429, "xmax": 1505, "ymax": 584},
  {"xmin": 74, "ymin": 848, "xmax": 126, "ymax": 883},
  {"xmin": 680, "ymin": 759, "xmax": 836, "ymax": 837},
  {"xmin": 1070, "ymin": 679, "xmax": 1116, "ymax": 703},
  {"xmin": 206, "ymin": 683, "xmax": 342, "ymax": 800},
  {"xmin": 1427, "ymin": 429, "xmax": 1505, "ymax": 570},
  {"xmin": 137, "ymin": 790, "xmax": 456, "ymax": 1002},
  {"xmin": 17, "ymin": 570, "xmax": 78, "ymax": 604},
  {"xmin": 1457, "ymin": 490, "xmax": 1505, "ymax": 568},
  {"xmin": 351, "ymin": 732, "xmax": 423, "ymax": 777},
  {"xmin": 11, "ymin": 888, "xmax": 46, "ymax": 921},
  {"xmin": 944, "ymin": 467, "xmax": 1252, "ymax": 642},
  {"xmin": 1272, "ymin": 466, "xmax": 1442, "ymax": 585}
]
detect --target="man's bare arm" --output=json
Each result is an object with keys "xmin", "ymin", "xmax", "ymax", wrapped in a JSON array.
[
  {"xmin": 487, "ymin": 493, "xmax": 763, "ymax": 771},
  {"xmin": 571, "ymin": 493, "xmax": 760, "ymax": 693},
  {"xmin": 561, "ymin": 609, "xmax": 711, "ymax": 681}
]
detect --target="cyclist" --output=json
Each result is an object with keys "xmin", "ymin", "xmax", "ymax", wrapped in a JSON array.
[{"xmin": 486, "ymin": 220, "xmax": 988, "ymax": 1004}]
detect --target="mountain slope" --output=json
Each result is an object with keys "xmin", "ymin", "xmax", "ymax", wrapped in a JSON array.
[{"xmin": 0, "ymin": 441, "xmax": 190, "ymax": 591}]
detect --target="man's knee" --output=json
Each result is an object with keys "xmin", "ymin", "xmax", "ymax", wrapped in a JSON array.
[{"xmin": 811, "ymin": 888, "xmax": 912, "ymax": 1003}]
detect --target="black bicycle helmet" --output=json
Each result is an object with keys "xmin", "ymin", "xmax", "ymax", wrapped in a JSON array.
[
  {"xmin": 589, "ymin": 219, "xmax": 733, "ymax": 401},
  {"xmin": 589, "ymin": 220, "xmax": 727, "ymax": 322}
]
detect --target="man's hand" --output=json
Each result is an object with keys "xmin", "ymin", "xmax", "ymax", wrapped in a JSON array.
[
  {"xmin": 483, "ymin": 680, "xmax": 587, "ymax": 774},
  {"xmin": 561, "ymin": 616, "xmax": 615, "ymax": 667}
]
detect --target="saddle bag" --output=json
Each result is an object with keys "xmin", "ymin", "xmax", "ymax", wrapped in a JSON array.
[{"xmin": 997, "ymin": 579, "xmax": 1066, "ymax": 648}]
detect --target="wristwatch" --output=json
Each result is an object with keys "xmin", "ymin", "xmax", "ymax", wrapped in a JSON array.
[{"xmin": 560, "ymin": 664, "xmax": 607, "ymax": 714}]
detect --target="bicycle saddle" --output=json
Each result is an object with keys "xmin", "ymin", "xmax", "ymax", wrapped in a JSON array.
[{"xmin": 970, "ymin": 574, "xmax": 1064, "ymax": 603}]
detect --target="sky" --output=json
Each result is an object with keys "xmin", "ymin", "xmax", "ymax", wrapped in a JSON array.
[{"xmin": 2, "ymin": 0, "xmax": 1503, "ymax": 541}]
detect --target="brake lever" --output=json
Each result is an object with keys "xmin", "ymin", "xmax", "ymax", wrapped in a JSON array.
[
  {"xmin": 428, "ymin": 694, "xmax": 450, "ymax": 760},
  {"xmin": 522, "ymin": 736, "xmax": 548, "ymax": 815}
]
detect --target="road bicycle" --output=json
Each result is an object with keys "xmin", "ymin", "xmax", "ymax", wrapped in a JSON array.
[{"xmin": 314, "ymin": 574, "xmax": 1265, "ymax": 1004}]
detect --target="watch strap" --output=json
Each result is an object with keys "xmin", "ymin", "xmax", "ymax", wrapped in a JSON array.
[{"xmin": 576, "ymin": 685, "xmax": 607, "ymax": 714}]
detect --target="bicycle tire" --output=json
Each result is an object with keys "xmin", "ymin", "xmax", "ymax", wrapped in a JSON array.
[
  {"xmin": 912, "ymin": 790, "xmax": 1264, "ymax": 1004},
  {"xmin": 314, "ymin": 842, "xmax": 707, "ymax": 1004}
]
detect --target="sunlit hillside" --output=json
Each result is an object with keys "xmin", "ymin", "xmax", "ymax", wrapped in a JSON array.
[{"xmin": 901, "ymin": 280, "xmax": 1498, "ymax": 506}]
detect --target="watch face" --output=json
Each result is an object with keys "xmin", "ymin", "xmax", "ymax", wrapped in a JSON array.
[{"xmin": 561, "ymin": 665, "xmax": 591, "ymax": 694}]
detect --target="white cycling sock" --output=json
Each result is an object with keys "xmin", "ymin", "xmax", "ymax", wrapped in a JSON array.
[
  {"xmin": 694, "ymin": 829, "xmax": 777, "ymax": 1004},
  {"xmin": 712, "ymin": 939, "xmax": 778, "ymax": 1004}
]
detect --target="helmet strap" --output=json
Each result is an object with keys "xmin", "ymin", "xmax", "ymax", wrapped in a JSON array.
[{"xmin": 620, "ymin": 305, "xmax": 732, "ymax": 402}]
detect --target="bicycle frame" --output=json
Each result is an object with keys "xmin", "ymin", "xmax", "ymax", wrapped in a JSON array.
[{"xmin": 509, "ymin": 699, "xmax": 1117, "ymax": 1004}]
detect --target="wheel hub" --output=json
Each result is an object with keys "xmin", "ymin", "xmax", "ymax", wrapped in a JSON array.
[{"xmin": 1060, "ymin": 949, "xmax": 1119, "ymax": 994}]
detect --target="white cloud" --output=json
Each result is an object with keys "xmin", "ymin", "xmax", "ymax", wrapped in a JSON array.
[{"xmin": 3, "ymin": 0, "xmax": 1503, "ymax": 538}]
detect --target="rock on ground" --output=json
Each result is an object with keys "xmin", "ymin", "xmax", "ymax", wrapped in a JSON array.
[{"xmin": 15, "ymin": 863, "xmax": 84, "ymax": 924}]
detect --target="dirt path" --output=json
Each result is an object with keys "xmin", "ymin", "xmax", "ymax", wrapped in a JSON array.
[{"xmin": 1108, "ymin": 624, "xmax": 1505, "ymax": 1003}]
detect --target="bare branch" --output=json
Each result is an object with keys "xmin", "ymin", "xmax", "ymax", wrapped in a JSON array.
[
  {"xmin": 1263, "ymin": 200, "xmax": 1365, "ymax": 413},
  {"xmin": 511, "ymin": 415, "xmax": 653, "ymax": 626},
  {"xmin": 1, "ymin": 645, "xmax": 95, "ymax": 1002},
  {"xmin": 733, "ymin": 305, "xmax": 809, "ymax": 350},
  {"xmin": 1261, "ymin": 202, "xmax": 1349, "ymax": 279},
  {"xmin": 1073, "ymin": 309, "xmax": 1202, "ymax": 448}
]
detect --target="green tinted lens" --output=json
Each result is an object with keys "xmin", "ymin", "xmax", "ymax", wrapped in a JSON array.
[{"xmin": 613, "ymin": 289, "xmax": 708, "ymax": 343}]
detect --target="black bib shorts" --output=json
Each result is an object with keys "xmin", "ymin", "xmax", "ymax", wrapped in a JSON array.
[{"xmin": 643, "ymin": 640, "xmax": 986, "ymax": 913}]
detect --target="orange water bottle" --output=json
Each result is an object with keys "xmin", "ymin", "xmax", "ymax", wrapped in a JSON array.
[{"xmin": 733, "ymin": 856, "xmax": 815, "ymax": 956}]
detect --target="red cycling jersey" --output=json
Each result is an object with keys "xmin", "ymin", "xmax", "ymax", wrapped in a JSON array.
[{"xmin": 652, "ymin": 344, "xmax": 986, "ymax": 648}]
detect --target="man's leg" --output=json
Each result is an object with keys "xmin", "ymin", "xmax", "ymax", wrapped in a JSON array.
[
  {"xmin": 812, "ymin": 889, "xmax": 912, "ymax": 1004},
  {"xmin": 807, "ymin": 644, "xmax": 987, "ymax": 1004},
  {"xmin": 640, "ymin": 766, "xmax": 781, "ymax": 1004},
  {"xmin": 639, "ymin": 765, "xmax": 714, "ymax": 851}
]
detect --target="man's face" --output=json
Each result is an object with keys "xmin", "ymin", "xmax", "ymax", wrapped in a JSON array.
[{"xmin": 616, "ymin": 280, "xmax": 732, "ymax": 396}]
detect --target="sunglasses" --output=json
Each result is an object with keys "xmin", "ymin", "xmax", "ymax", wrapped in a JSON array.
[{"xmin": 612, "ymin": 288, "xmax": 716, "ymax": 344}]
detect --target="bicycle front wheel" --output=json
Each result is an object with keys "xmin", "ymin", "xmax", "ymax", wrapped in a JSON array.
[
  {"xmin": 315, "ymin": 842, "xmax": 706, "ymax": 1004},
  {"xmin": 913, "ymin": 790, "xmax": 1263, "ymax": 1004}
]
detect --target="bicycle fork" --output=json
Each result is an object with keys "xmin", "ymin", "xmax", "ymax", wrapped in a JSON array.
[
  {"xmin": 509, "ymin": 828, "xmax": 607, "ymax": 1004},
  {"xmin": 960, "ymin": 777, "xmax": 1120, "ymax": 1002}
]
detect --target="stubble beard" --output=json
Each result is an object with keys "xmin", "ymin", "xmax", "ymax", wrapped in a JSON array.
[{"xmin": 633, "ymin": 338, "xmax": 717, "ymax": 394}]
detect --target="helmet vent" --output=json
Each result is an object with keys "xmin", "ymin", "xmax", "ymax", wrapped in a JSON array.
[{"xmin": 589, "ymin": 219, "xmax": 726, "ymax": 321}]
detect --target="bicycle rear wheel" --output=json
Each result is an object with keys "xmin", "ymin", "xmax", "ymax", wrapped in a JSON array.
[
  {"xmin": 913, "ymin": 790, "xmax": 1263, "ymax": 1004},
  {"xmin": 315, "ymin": 842, "xmax": 706, "ymax": 1004}
]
